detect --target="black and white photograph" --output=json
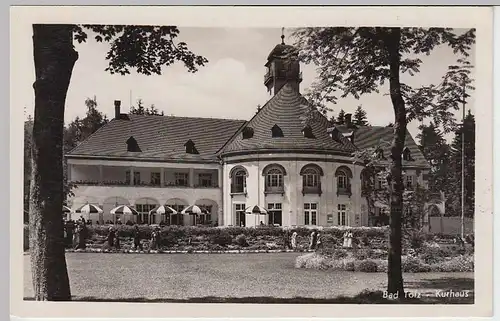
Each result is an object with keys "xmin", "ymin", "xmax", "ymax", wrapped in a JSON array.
[{"xmin": 11, "ymin": 6, "xmax": 493, "ymax": 319}]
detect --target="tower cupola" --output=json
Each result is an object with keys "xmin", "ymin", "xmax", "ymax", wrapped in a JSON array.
[{"xmin": 264, "ymin": 28, "xmax": 302, "ymax": 95}]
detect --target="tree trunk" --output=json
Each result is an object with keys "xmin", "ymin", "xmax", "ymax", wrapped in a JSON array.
[
  {"xmin": 30, "ymin": 24, "xmax": 78, "ymax": 301},
  {"xmin": 385, "ymin": 28, "xmax": 406, "ymax": 298}
]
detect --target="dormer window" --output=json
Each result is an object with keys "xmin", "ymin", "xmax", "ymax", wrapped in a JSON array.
[
  {"xmin": 126, "ymin": 136, "xmax": 141, "ymax": 152},
  {"xmin": 375, "ymin": 148, "xmax": 385, "ymax": 160},
  {"xmin": 403, "ymin": 147, "xmax": 413, "ymax": 161},
  {"xmin": 302, "ymin": 125, "xmax": 315, "ymax": 138},
  {"xmin": 184, "ymin": 139, "xmax": 199, "ymax": 154},
  {"xmin": 271, "ymin": 124, "xmax": 284, "ymax": 138},
  {"xmin": 242, "ymin": 127, "xmax": 254, "ymax": 139}
]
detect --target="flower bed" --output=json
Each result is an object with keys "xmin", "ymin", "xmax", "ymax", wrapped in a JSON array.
[{"xmin": 295, "ymin": 250, "xmax": 474, "ymax": 273}]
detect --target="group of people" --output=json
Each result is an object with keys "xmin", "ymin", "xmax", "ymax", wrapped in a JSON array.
[
  {"xmin": 104, "ymin": 225, "xmax": 162, "ymax": 251},
  {"xmin": 64, "ymin": 216, "xmax": 89, "ymax": 250},
  {"xmin": 282, "ymin": 229, "xmax": 355, "ymax": 251}
]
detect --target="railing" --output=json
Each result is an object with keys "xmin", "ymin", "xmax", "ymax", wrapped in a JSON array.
[
  {"xmin": 302, "ymin": 184, "xmax": 322, "ymax": 196},
  {"xmin": 71, "ymin": 180, "xmax": 219, "ymax": 189},
  {"xmin": 337, "ymin": 184, "xmax": 352, "ymax": 197},
  {"xmin": 230, "ymin": 185, "xmax": 247, "ymax": 194},
  {"xmin": 264, "ymin": 186, "xmax": 285, "ymax": 195}
]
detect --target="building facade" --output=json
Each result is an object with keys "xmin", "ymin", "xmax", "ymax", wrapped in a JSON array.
[{"xmin": 66, "ymin": 39, "xmax": 434, "ymax": 227}]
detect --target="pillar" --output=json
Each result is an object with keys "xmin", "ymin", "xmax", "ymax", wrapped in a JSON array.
[
  {"xmin": 129, "ymin": 167, "xmax": 134, "ymax": 186},
  {"xmin": 99, "ymin": 165, "xmax": 103, "ymax": 185},
  {"xmin": 160, "ymin": 168, "xmax": 165, "ymax": 187},
  {"xmin": 189, "ymin": 168, "xmax": 194, "ymax": 187},
  {"xmin": 218, "ymin": 167, "xmax": 223, "ymax": 226}
]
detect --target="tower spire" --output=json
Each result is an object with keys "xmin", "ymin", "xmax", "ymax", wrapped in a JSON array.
[{"xmin": 281, "ymin": 27, "xmax": 285, "ymax": 44}]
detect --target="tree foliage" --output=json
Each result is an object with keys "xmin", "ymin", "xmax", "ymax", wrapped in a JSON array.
[
  {"xmin": 447, "ymin": 111, "xmax": 475, "ymax": 217},
  {"xmin": 353, "ymin": 105, "xmax": 369, "ymax": 126},
  {"xmin": 73, "ymin": 25, "xmax": 208, "ymax": 75},
  {"xmin": 293, "ymin": 26, "xmax": 475, "ymax": 297},
  {"xmin": 336, "ymin": 109, "xmax": 346, "ymax": 125},
  {"xmin": 417, "ymin": 122, "xmax": 450, "ymax": 193},
  {"xmin": 129, "ymin": 99, "xmax": 165, "ymax": 116}
]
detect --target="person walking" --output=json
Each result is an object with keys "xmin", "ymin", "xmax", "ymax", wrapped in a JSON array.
[
  {"xmin": 133, "ymin": 225, "xmax": 143, "ymax": 251},
  {"xmin": 309, "ymin": 231, "xmax": 317, "ymax": 250},
  {"xmin": 346, "ymin": 231, "xmax": 353, "ymax": 248},
  {"xmin": 291, "ymin": 231, "xmax": 298, "ymax": 251},
  {"xmin": 106, "ymin": 226, "xmax": 115, "ymax": 249},
  {"xmin": 316, "ymin": 232, "xmax": 323, "ymax": 251},
  {"xmin": 114, "ymin": 229, "xmax": 121, "ymax": 249},
  {"xmin": 283, "ymin": 228, "xmax": 290, "ymax": 250}
]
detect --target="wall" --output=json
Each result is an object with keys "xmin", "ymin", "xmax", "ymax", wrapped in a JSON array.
[
  {"xmin": 222, "ymin": 153, "xmax": 366, "ymax": 227},
  {"xmin": 428, "ymin": 217, "xmax": 474, "ymax": 235}
]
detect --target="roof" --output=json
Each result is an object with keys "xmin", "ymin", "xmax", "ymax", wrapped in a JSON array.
[
  {"xmin": 219, "ymin": 83, "xmax": 358, "ymax": 156},
  {"xmin": 335, "ymin": 124, "xmax": 430, "ymax": 168},
  {"xmin": 67, "ymin": 115, "xmax": 246, "ymax": 162},
  {"xmin": 267, "ymin": 43, "xmax": 297, "ymax": 61}
]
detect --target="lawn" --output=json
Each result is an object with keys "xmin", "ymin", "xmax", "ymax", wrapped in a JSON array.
[{"xmin": 24, "ymin": 253, "xmax": 474, "ymax": 303}]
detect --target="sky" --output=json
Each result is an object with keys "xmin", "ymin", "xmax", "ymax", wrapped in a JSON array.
[{"xmin": 20, "ymin": 27, "xmax": 476, "ymax": 142}]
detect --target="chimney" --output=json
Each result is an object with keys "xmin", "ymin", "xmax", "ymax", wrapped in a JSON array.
[
  {"xmin": 114, "ymin": 100, "xmax": 121, "ymax": 119},
  {"xmin": 345, "ymin": 113, "xmax": 352, "ymax": 127}
]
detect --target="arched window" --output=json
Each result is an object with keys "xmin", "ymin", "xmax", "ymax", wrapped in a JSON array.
[
  {"xmin": 300, "ymin": 164, "xmax": 323, "ymax": 195},
  {"xmin": 335, "ymin": 166, "xmax": 353, "ymax": 197},
  {"xmin": 230, "ymin": 166, "xmax": 248, "ymax": 195},
  {"xmin": 262, "ymin": 164, "xmax": 287, "ymax": 194}
]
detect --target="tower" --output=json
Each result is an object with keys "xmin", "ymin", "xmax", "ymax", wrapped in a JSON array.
[{"xmin": 264, "ymin": 29, "xmax": 302, "ymax": 95}]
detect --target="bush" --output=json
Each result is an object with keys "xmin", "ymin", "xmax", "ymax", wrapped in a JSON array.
[
  {"xmin": 402, "ymin": 256, "xmax": 431, "ymax": 273},
  {"xmin": 210, "ymin": 232, "xmax": 232, "ymax": 246},
  {"xmin": 235, "ymin": 234, "xmax": 249, "ymax": 247},
  {"xmin": 418, "ymin": 246, "xmax": 452, "ymax": 264},
  {"xmin": 430, "ymin": 255, "xmax": 474, "ymax": 272},
  {"xmin": 355, "ymin": 259, "xmax": 378, "ymax": 272},
  {"xmin": 353, "ymin": 249, "xmax": 374, "ymax": 260}
]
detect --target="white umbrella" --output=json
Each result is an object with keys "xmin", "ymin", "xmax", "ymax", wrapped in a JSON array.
[
  {"xmin": 110, "ymin": 205, "xmax": 139, "ymax": 224},
  {"xmin": 245, "ymin": 205, "xmax": 268, "ymax": 227},
  {"xmin": 150, "ymin": 205, "xmax": 178, "ymax": 215},
  {"xmin": 74, "ymin": 203, "xmax": 102, "ymax": 220},
  {"xmin": 150, "ymin": 205, "xmax": 178, "ymax": 225},
  {"xmin": 182, "ymin": 205, "xmax": 208, "ymax": 225},
  {"xmin": 62, "ymin": 205, "xmax": 72, "ymax": 221}
]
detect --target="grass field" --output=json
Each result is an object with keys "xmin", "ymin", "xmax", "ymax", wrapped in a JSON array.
[{"xmin": 24, "ymin": 253, "xmax": 474, "ymax": 303}]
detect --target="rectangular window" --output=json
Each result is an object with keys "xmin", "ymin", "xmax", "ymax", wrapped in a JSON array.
[
  {"xmin": 125, "ymin": 171, "xmax": 131, "ymax": 184},
  {"xmin": 304, "ymin": 203, "xmax": 318, "ymax": 226},
  {"xmin": 337, "ymin": 176, "xmax": 348, "ymax": 189},
  {"xmin": 175, "ymin": 172, "xmax": 189, "ymax": 186},
  {"xmin": 198, "ymin": 173, "xmax": 213, "ymax": 187},
  {"xmin": 150, "ymin": 172, "xmax": 161, "ymax": 186},
  {"xmin": 235, "ymin": 203, "xmax": 246, "ymax": 227},
  {"xmin": 304, "ymin": 174, "xmax": 318, "ymax": 187},
  {"xmin": 133, "ymin": 171, "xmax": 141, "ymax": 185},
  {"xmin": 405, "ymin": 175, "xmax": 414, "ymax": 189},
  {"xmin": 267, "ymin": 203, "xmax": 283, "ymax": 226},
  {"xmin": 266, "ymin": 174, "xmax": 283, "ymax": 187},
  {"xmin": 337, "ymin": 204, "xmax": 347, "ymax": 226},
  {"xmin": 376, "ymin": 175, "xmax": 385, "ymax": 190}
]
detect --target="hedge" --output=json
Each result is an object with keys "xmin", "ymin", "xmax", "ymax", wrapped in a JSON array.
[{"xmin": 86, "ymin": 224, "xmax": 390, "ymax": 239}]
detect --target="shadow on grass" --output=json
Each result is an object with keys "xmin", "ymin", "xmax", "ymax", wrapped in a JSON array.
[
  {"xmin": 406, "ymin": 277, "xmax": 474, "ymax": 291},
  {"xmin": 24, "ymin": 290, "xmax": 473, "ymax": 304}
]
